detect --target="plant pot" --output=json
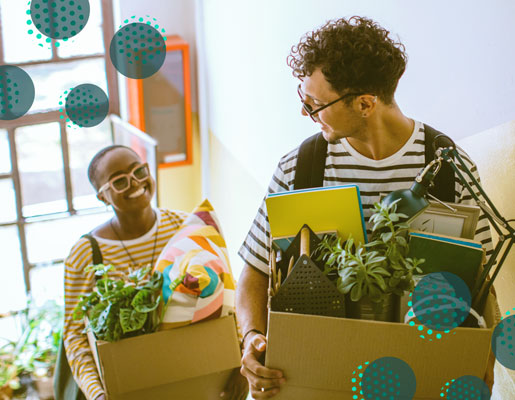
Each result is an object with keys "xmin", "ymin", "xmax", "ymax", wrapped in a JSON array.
[
  {"xmin": 346, "ymin": 293, "xmax": 400, "ymax": 322},
  {"xmin": 32, "ymin": 374, "xmax": 54, "ymax": 400},
  {"xmin": 0, "ymin": 383, "xmax": 13, "ymax": 400}
]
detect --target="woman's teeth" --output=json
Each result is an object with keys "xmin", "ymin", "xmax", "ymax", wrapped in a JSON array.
[{"xmin": 128, "ymin": 187, "xmax": 145, "ymax": 198}]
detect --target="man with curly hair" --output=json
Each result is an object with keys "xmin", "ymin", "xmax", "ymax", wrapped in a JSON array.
[{"xmin": 236, "ymin": 16, "xmax": 493, "ymax": 398}]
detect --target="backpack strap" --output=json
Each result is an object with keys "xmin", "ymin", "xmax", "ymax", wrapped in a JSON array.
[
  {"xmin": 423, "ymin": 124, "xmax": 456, "ymax": 202},
  {"xmin": 82, "ymin": 233, "xmax": 103, "ymax": 265},
  {"xmin": 294, "ymin": 132, "xmax": 327, "ymax": 190},
  {"xmin": 294, "ymin": 126, "xmax": 456, "ymax": 202}
]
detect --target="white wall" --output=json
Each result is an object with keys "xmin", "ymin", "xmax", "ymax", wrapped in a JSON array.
[{"xmin": 201, "ymin": 0, "xmax": 515, "ymax": 187}]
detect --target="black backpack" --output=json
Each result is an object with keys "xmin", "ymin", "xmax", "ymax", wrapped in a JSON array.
[
  {"xmin": 293, "ymin": 124, "xmax": 455, "ymax": 202},
  {"xmin": 54, "ymin": 234, "xmax": 102, "ymax": 400}
]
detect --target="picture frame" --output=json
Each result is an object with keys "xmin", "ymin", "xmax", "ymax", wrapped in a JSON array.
[{"xmin": 409, "ymin": 200, "xmax": 481, "ymax": 239}]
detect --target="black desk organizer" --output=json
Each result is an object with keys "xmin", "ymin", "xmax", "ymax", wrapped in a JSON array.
[{"xmin": 270, "ymin": 224, "xmax": 346, "ymax": 318}]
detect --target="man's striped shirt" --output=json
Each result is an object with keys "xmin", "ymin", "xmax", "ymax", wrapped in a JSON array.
[
  {"xmin": 63, "ymin": 208, "xmax": 188, "ymax": 400},
  {"xmin": 238, "ymin": 121, "xmax": 493, "ymax": 275}
]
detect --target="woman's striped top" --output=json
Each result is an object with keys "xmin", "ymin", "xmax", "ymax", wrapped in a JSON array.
[
  {"xmin": 63, "ymin": 208, "xmax": 188, "ymax": 400},
  {"xmin": 238, "ymin": 121, "xmax": 493, "ymax": 275}
]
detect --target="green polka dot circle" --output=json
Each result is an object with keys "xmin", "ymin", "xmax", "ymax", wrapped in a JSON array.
[
  {"xmin": 413, "ymin": 272, "xmax": 471, "ymax": 331},
  {"xmin": 492, "ymin": 314, "xmax": 515, "ymax": 370},
  {"xmin": 110, "ymin": 22, "xmax": 166, "ymax": 79},
  {"xmin": 65, "ymin": 84, "xmax": 108, "ymax": 128},
  {"xmin": 0, "ymin": 65, "xmax": 35, "ymax": 120},
  {"xmin": 30, "ymin": 0, "xmax": 90, "ymax": 40},
  {"xmin": 447, "ymin": 375, "xmax": 490, "ymax": 400},
  {"xmin": 361, "ymin": 357, "xmax": 416, "ymax": 400}
]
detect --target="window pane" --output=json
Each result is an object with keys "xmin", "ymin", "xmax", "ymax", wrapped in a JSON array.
[
  {"xmin": 0, "ymin": 0, "xmax": 52, "ymax": 64},
  {"xmin": 16, "ymin": 123, "xmax": 67, "ymax": 217},
  {"xmin": 25, "ymin": 211, "xmax": 112, "ymax": 265},
  {"xmin": 25, "ymin": 58, "xmax": 108, "ymax": 113},
  {"xmin": 0, "ymin": 179, "xmax": 17, "ymax": 223},
  {"xmin": 30, "ymin": 263, "xmax": 64, "ymax": 306},
  {"xmin": 0, "ymin": 130, "xmax": 10, "ymax": 173},
  {"xmin": 57, "ymin": 0, "xmax": 104, "ymax": 58},
  {"xmin": 68, "ymin": 118, "xmax": 112, "ymax": 210},
  {"xmin": 0, "ymin": 226, "xmax": 27, "ymax": 313}
]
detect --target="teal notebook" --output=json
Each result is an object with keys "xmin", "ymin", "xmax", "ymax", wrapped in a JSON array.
[{"xmin": 407, "ymin": 231, "xmax": 485, "ymax": 291}]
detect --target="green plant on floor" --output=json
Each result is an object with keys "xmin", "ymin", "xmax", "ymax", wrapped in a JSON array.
[
  {"xmin": 15, "ymin": 300, "xmax": 63, "ymax": 379},
  {"xmin": 73, "ymin": 264, "xmax": 163, "ymax": 342},
  {"xmin": 316, "ymin": 199, "xmax": 424, "ymax": 306},
  {"xmin": 0, "ymin": 341, "xmax": 20, "ymax": 397}
]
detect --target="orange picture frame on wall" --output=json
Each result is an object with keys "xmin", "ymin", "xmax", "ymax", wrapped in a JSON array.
[{"xmin": 127, "ymin": 35, "xmax": 192, "ymax": 168}]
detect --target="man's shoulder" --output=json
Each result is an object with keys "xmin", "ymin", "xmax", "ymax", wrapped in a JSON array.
[{"xmin": 277, "ymin": 144, "xmax": 300, "ymax": 171}]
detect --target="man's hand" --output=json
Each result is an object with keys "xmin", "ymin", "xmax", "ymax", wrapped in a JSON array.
[
  {"xmin": 220, "ymin": 367, "xmax": 249, "ymax": 400},
  {"xmin": 240, "ymin": 332, "xmax": 285, "ymax": 399}
]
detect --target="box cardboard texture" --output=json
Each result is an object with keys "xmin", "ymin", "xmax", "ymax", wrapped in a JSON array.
[
  {"xmin": 87, "ymin": 315, "xmax": 241, "ymax": 400},
  {"xmin": 265, "ymin": 293, "xmax": 500, "ymax": 400}
]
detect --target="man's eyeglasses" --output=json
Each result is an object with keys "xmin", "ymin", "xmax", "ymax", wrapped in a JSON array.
[
  {"xmin": 98, "ymin": 163, "xmax": 150, "ymax": 194},
  {"xmin": 297, "ymin": 84, "xmax": 363, "ymax": 122}
]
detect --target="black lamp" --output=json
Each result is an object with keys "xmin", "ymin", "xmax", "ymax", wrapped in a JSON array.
[{"xmin": 383, "ymin": 135, "xmax": 515, "ymax": 316}]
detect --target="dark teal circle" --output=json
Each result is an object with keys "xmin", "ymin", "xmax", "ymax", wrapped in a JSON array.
[
  {"xmin": 492, "ymin": 315, "xmax": 515, "ymax": 369},
  {"xmin": 30, "ymin": 0, "xmax": 90, "ymax": 40},
  {"xmin": 447, "ymin": 375, "xmax": 490, "ymax": 399},
  {"xmin": 109, "ymin": 22, "xmax": 166, "ymax": 79},
  {"xmin": 0, "ymin": 65, "xmax": 35, "ymax": 120},
  {"xmin": 413, "ymin": 272, "xmax": 471, "ymax": 331},
  {"xmin": 65, "ymin": 84, "xmax": 108, "ymax": 127},
  {"xmin": 362, "ymin": 357, "xmax": 416, "ymax": 399}
]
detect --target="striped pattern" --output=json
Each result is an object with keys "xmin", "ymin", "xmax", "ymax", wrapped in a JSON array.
[
  {"xmin": 63, "ymin": 208, "xmax": 188, "ymax": 400},
  {"xmin": 239, "ymin": 121, "xmax": 493, "ymax": 275}
]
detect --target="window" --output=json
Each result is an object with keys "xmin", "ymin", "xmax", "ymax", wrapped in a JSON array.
[{"xmin": 0, "ymin": 0, "xmax": 119, "ymax": 316}]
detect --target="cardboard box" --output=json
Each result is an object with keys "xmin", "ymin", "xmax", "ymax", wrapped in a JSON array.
[
  {"xmin": 265, "ymin": 293, "xmax": 500, "ymax": 400},
  {"xmin": 88, "ymin": 315, "xmax": 241, "ymax": 400}
]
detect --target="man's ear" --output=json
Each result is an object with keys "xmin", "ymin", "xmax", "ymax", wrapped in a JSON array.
[{"xmin": 357, "ymin": 95, "xmax": 377, "ymax": 117}]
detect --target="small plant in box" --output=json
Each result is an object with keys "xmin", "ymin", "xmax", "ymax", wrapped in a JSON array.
[
  {"xmin": 73, "ymin": 264, "xmax": 163, "ymax": 342},
  {"xmin": 316, "ymin": 199, "xmax": 424, "ymax": 321}
]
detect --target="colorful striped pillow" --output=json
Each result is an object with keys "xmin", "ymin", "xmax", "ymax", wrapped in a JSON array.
[{"xmin": 154, "ymin": 199, "xmax": 236, "ymax": 329}]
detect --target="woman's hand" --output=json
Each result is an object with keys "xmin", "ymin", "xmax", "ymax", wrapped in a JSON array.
[{"xmin": 220, "ymin": 367, "xmax": 249, "ymax": 400}]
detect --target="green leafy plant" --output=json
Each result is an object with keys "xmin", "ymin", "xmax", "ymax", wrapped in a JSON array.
[
  {"xmin": 316, "ymin": 199, "xmax": 424, "ymax": 305},
  {"xmin": 0, "ymin": 341, "xmax": 20, "ymax": 395},
  {"xmin": 73, "ymin": 264, "xmax": 163, "ymax": 342},
  {"xmin": 12, "ymin": 300, "xmax": 63, "ymax": 379}
]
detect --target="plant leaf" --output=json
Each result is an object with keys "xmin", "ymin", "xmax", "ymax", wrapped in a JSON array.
[{"xmin": 119, "ymin": 308, "xmax": 147, "ymax": 333}]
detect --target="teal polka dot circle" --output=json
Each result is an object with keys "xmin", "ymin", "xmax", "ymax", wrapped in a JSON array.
[
  {"xmin": 65, "ymin": 84, "xmax": 108, "ymax": 127},
  {"xmin": 109, "ymin": 22, "xmax": 166, "ymax": 79},
  {"xmin": 30, "ymin": 0, "xmax": 90, "ymax": 40},
  {"xmin": 492, "ymin": 314, "xmax": 515, "ymax": 370},
  {"xmin": 447, "ymin": 375, "xmax": 490, "ymax": 399},
  {"xmin": 361, "ymin": 357, "xmax": 416, "ymax": 400},
  {"xmin": 413, "ymin": 272, "xmax": 471, "ymax": 331},
  {"xmin": 0, "ymin": 65, "xmax": 35, "ymax": 120}
]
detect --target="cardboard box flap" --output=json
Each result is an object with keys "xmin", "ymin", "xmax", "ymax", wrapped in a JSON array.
[
  {"xmin": 94, "ymin": 315, "xmax": 240, "ymax": 395},
  {"xmin": 266, "ymin": 293, "xmax": 497, "ymax": 398}
]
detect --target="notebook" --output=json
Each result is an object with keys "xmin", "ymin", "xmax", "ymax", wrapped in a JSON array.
[
  {"xmin": 265, "ymin": 185, "xmax": 367, "ymax": 244},
  {"xmin": 407, "ymin": 231, "xmax": 485, "ymax": 291}
]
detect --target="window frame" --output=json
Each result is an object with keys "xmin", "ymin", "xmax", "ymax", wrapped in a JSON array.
[{"xmin": 0, "ymin": 0, "xmax": 119, "ymax": 298}]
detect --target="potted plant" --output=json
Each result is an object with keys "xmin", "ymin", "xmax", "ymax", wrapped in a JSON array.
[
  {"xmin": 15, "ymin": 300, "xmax": 63, "ymax": 400},
  {"xmin": 316, "ymin": 199, "xmax": 424, "ymax": 321},
  {"xmin": 0, "ymin": 341, "xmax": 20, "ymax": 400},
  {"xmin": 73, "ymin": 264, "xmax": 163, "ymax": 342}
]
